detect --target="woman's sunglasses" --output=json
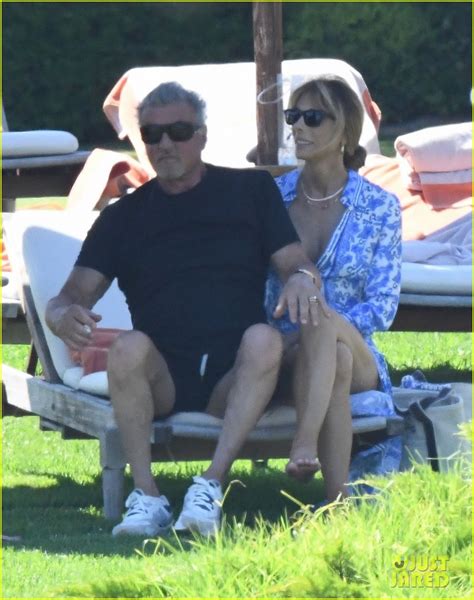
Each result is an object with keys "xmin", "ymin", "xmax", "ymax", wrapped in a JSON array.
[
  {"xmin": 140, "ymin": 121, "xmax": 201, "ymax": 144},
  {"xmin": 283, "ymin": 108, "xmax": 334, "ymax": 127}
]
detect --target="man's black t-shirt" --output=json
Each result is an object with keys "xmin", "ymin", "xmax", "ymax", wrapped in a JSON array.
[{"xmin": 76, "ymin": 164, "xmax": 299, "ymax": 356}]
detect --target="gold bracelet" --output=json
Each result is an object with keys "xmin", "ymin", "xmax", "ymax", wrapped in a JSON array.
[{"xmin": 295, "ymin": 268, "xmax": 317, "ymax": 285}]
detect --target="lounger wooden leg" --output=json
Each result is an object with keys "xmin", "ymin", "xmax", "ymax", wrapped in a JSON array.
[
  {"xmin": 99, "ymin": 427, "xmax": 127, "ymax": 520},
  {"xmin": 102, "ymin": 466, "xmax": 125, "ymax": 521},
  {"xmin": 252, "ymin": 459, "xmax": 269, "ymax": 470},
  {"xmin": 26, "ymin": 343, "xmax": 38, "ymax": 375}
]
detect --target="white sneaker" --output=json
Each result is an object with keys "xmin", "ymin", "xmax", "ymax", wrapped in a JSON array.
[
  {"xmin": 112, "ymin": 489, "xmax": 173, "ymax": 537},
  {"xmin": 174, "ymin": 476, "xmax": 223, "ymax": 536}
]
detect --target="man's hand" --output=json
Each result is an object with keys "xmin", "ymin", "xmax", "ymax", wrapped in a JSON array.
[
  {"xmin": 48, "ymin": 304, "xmax": 102, "ymax": 351},
  {"xmin": 273, "ymin": 272, "xmax": 330, "ymax": 326},
  {"xmin": 45, "ymin": 266, "xmax": 111, "ymax": 350}
]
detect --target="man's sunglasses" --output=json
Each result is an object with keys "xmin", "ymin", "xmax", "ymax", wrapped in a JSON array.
[
  {"xmin": 283, "ymin": 108, "xmax": 334, "ymax": 127},
  {"xmin": 140, "ymin": 121, "xmax": 201, "ymax": 144}
]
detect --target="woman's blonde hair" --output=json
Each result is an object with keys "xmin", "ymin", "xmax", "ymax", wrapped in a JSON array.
[{"xmin": 289, "ymin": 75, "xmax": 367, "ymax": 170}]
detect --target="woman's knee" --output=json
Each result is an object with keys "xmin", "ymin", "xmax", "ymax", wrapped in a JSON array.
[
  {"xmin": 299, "ymin": 314, "xmax": 336, "ymax": 350},
  {"xmin": 239, "ymin": 324, "xmax": 283, "ymax": 371}
]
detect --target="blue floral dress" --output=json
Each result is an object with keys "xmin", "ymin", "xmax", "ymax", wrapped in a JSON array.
[
  {"xmin": 265, "ymin": 168, "xmax": 403, "ymax": 482},
  {"xmin": 266, "ymin": 168, "xmax": 402, "ymax": 393}
]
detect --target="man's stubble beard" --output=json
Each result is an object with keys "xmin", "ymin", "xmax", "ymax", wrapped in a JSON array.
[{"xmin": 154, "ymin": 159, "xmax": 185, "ymax": 181}]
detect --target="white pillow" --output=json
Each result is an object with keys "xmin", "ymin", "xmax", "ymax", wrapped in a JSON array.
[
  {"xmin": 401, "ymin": 263, "xmax": 472, "ymax": 295},
  {"xmin": 79, "ymin": 371, "xmax": 110, "ymax": 397},
  {"xmin": 62, "ymin": 367, "xmax": 84, "ymax": 389},
  {"xmin": 2, "ymin": 130, "xmax": 79, "ymax": 158},
  {"xmin": 62, "ymin": 367, "xmax": 110, "ymax": 397}
]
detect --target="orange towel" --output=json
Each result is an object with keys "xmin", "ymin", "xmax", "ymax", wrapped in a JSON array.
[
  {"xmin": 102, "ymin": 73, "xmax": 131, "ymax": 139},
  {"xmin": 361, "ymin": 90, "xmax": 382, "ymax": 133},
  {"xmin": 360, "ymin": 156, "xmax": 472, "ymax": 240},
  {"xmin": 419, "ymin": 182, "xmax": 472, "ymax": 210},
  {"xmin": 67, "ymin": 148, "xmax": 151, "ymax": 211},
  {"xmin": 69, "ymin": 327, "xmax": 125, "ymax": 375}
]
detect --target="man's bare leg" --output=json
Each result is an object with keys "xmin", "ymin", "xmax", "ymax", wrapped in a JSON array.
[
  {"xmin": 107, "ymin": 330, "xmax": 175, "ymax": 497},
  {"xmin": 201, "ymin": 324, "xmax": 283, "ymax": 483}
]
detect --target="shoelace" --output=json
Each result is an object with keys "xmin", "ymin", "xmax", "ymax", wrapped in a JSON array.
[
  {"xmin": 189, "ymin": 484, "xmax": 218, "ymax": 512},
  {"xmin": 125, "ymin": 493, "xmax": 150, "ymax": 517}
]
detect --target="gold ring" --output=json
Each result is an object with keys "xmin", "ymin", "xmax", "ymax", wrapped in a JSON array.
[{"xmin": 308, "ymin": 296, "xmax": 319, "ymax": 304}]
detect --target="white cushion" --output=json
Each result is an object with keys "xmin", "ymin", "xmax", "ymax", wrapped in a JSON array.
[
  {"xmin": 2, "ymin": 130, "xmax": 79, "ymax": 158},
  {"xmin": 63, "ymin": 367, "xmax": 109, "ymax": 396},
  {"xmin": 79, "ymin": 371, "xmax": 110, "ymax": 397},
  {"xmin": 166, "ymin": 406, "xmax": 297, "ymax": 429},
  {"xmin": 401, "ymin": 262, "xmax": 472, "ymax": 295},
  {"xmin": 62, "ymin": 366, "xmax": 84, "ymax": 389},
  {"xmin": 395, "ymin": 122, "xmax": 472, "ymax": 173}
]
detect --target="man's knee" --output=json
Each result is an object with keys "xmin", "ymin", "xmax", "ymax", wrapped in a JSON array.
[
  {"xmin": 108, "ymin": 330, "xmax": 163, "ymax": 379},
  {"xmin": 336, "ymin": 341, "xmax": 353, "ymax": 382},
  {"xmin": 239, "ymin": 324, "xmax": 283, "ymax": 372}
]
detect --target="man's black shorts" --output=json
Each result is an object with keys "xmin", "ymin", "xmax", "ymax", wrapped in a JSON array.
[{"xmin": 158, "ymin": 331, "xmax": 245, "ymax": 413}]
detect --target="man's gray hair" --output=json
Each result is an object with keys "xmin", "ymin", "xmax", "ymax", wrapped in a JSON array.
[{"xmin": 138, "ymin": 82, "xmax": 207, "ymax": 125}]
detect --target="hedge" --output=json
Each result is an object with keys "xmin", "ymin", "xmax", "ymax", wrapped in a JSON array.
[
  {"xmin": 284, "ymin": 2, "xmax": 472, "ymax": 125},
  {"xmin": 3, "ymin": 3, "xmax": 254, "ymax": 142},
  {"xmin": 3, "ymin": 2, "xmax": 471, "ymax": 144}
]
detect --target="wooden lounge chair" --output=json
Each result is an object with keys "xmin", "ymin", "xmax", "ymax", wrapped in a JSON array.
[
  {"xmin": 2, "ymin": 210, "xmax": 403, "ymax": 520},
  {"xmin": 1, "ymin": 107, "xmax": 90, "ymax": 212},
  {"xmin": 1, "ymin": 107, "xmax": 91, "ymax": 346}
]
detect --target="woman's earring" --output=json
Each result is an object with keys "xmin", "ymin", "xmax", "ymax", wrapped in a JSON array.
[{"xmin": 340, "ymin": 144, "xmax": 346, "ymax": 154}]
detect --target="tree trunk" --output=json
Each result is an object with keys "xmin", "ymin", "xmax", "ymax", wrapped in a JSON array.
[{"xmin": 253, "ymin": 2, "xmax": 283, "ymax": 165}]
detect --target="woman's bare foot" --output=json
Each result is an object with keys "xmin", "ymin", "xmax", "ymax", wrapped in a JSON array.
[{"xmin": 286, "ymin": 456, "xmax": 321, "ymax": 483}]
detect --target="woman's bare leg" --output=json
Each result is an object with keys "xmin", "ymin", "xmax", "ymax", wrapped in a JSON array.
[
  {"xmin": 317, "ymin": 342, "xmax": 353, "ymax": 501},
  {"xmin": 286, "ymin": 316, "xmax": 337, "ymax": 481},
  {"xmin": 285, "ymin": 310, "xmax": 378, "ymax": 486}
]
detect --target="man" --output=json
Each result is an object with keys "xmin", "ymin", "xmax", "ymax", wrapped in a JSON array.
[{"xmin": 46, "ymin": 82, "xmax": 324, "ymax": 537}]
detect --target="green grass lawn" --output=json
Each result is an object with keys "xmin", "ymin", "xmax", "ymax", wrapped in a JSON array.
[{"xmin": 2, "ymin": 333, "xmax": 472, "ymax": 597}]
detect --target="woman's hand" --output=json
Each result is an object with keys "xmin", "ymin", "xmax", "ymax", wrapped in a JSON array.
[{"xmin": 273, "ymin": 272, "xmax": 331, "ymax": 326}]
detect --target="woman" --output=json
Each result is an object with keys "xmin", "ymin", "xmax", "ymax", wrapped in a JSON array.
[{"xmin": 265, "ymin": 75, "xmax": 402, "ymax": 502}]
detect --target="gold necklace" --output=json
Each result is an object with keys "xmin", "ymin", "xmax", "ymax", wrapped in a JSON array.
[{"xmin": 301, "ymin": 181, "xmax": 345, "ymax": 207}]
